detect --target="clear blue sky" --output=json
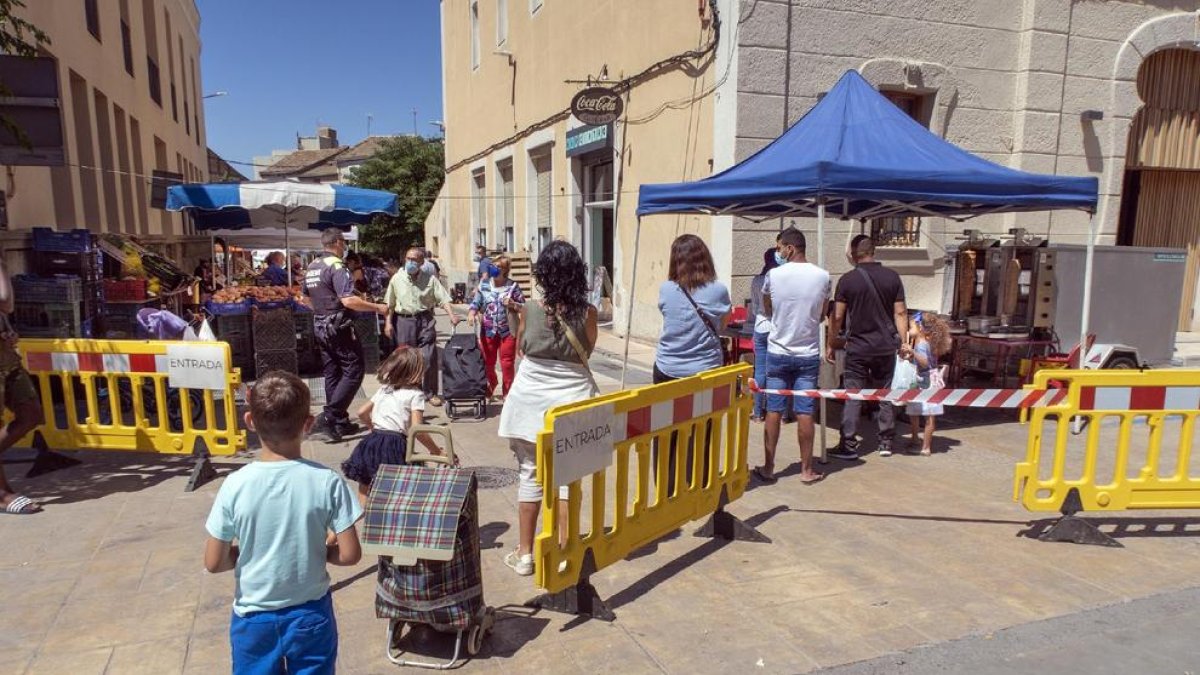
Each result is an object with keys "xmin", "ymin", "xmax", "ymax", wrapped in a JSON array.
[{"xmin": 198, "ymin": 0, "xmax": 443, "ymax": 173}]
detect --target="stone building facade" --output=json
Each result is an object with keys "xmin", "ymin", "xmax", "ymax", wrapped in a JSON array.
[{"xmin": 436, "ymin": 0, "xmax": 1200, "ymax": 337}]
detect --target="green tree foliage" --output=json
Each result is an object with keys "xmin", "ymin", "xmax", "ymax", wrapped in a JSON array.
[
  {"xmin": 0, "ymin": 0, "xmax": 51, "ymax": 147},
  {"xmin": 345, "ymin": 136, "xmax": 444, "ymax": 258}
]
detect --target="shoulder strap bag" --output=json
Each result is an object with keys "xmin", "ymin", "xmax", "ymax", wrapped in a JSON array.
[
  {"xmin": 853, "ymin": 266, "xmax": 900, "ymax": 343},
  {"xmin": 679, "ymin": 285, "xmax": 723, "ymax": 345},
  {"xmin": 552, "ymin": 308, "xmax": 600, "ymax": 390}
]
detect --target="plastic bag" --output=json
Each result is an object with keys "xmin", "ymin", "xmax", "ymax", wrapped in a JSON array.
[
  {"xmin": 890, "ymin": 356, "xmax": 920, "ymax": 390},
  {"xmin": 928, "ymin": 365, "xmax": 948, "ymax": 391}
]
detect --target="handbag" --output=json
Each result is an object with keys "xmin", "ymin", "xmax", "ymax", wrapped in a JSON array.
[{"xmin": 679, "ymin": 285, "xmax": 732, "ymax": 365}]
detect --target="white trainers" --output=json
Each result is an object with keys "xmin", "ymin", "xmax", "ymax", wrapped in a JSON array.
[{"xmin": 504, "ymin": 550, "xmax": 533, "ymax": 576}]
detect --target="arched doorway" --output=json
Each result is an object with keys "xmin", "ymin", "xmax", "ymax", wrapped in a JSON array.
[{"xmin": 1118, "ymin": 48, "xmax": 1200, "ymax": 332}]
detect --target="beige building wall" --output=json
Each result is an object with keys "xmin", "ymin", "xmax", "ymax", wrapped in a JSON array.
[
  {"xmin": 436, "ymin": 0, "xmax": 723, "ymax": 338},
  {"xmin": 3, "ymin": 0, "xmax": 209, "ymax": 268},
  {"xmin": 732, "ymin": 0, "xmax": 1200, "ymax": 314}
]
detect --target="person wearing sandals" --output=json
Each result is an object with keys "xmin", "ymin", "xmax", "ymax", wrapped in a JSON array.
[
  {"xmin": 903, "ymin": 312, "xmax": 952, "ymax": 456},
  {"xmin": 0, "ymin": 259, "xmax": 44, "ymax": 515},
  {"xmin": 654, "ymin": 234, "xmax": 731, "ymax": 494},
  {"xmin": 341, "ymin": 346, "xmax": 447, "ymax": 507},
  {"xmin": 756, "ymin": 227, "xmax": 829, "ymax": 485},
  {"xmin": 498, "ymin": 241, "xmax": 598, "ymax": 576}
]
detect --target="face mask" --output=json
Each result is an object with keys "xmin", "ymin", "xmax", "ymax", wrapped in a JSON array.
[
  {"xmin": 774, "ymin": 250, "xmax": 788, "ymax": 266},
  {"xmin": 487, "ymin": 264, "xmax": 501, "ymax": 278},
  {"xmin": 405, "ymin": 261, "xmax": 420, "ymax": 275},
  {"xmin": 472, "ymin": 254, "xmax": 481, "ymax": 262}
]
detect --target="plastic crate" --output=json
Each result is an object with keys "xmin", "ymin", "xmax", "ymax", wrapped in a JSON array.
[
  {"xmin": 14, "ymin": 302, "xmax": 83, "ymax": 336},
  {"xmin": 103, "ymin": 312, "xmax": 138, "ymax": 339},
  {"xmin": 104, "ymin": 278, "xmax": 147, "ymax": 302},
  {"xmin": 253, "ymin": 307, "xmax": 297, "ymax": 351},
  {"xmin": 14, "ymin": 275, "xmax": 83, "ymax": 304},
  {"xmin": 212, "ymin": 313, "xmax": 251, "ymax": 339},
  {"xmin": 31, "ymin": 250, "xmax": 102, "ymax": 279},
  {"xmin": 32, "ymin": 227, "xmax": 95, "ymax": 253},
  {"xmin": 255, "ymin": 349, "xmax": 298, "ymax": 377},
  {"xmin": 205, "ymin": 300, "xmax": 252, "ymax": 316}
]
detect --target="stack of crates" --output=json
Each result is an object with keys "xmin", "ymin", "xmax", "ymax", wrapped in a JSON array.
[
  {"xmin": 354, "ymin": 313, "xmax": 382, "ymax": 373},
  {"xmin": 253, "ymin": 307, "xmax": 298, "ymax": 376},
  {"xmin": 212, "ymin": 313, "xmax": 254, "ymax": 377},
  {"xmin": 16, "ymin": 228, "xmax": 105, "ymax": 338},
  {"xmin": 295, "ymin": 311, "xmax": 320, "ymax": 375}
]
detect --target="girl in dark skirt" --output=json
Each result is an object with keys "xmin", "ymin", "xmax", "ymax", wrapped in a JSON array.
[{"xmin": 342, "ymin": 345, "xmax": 446, "ymax": 506}]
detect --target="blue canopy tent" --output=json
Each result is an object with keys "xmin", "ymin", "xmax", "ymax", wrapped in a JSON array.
[
  {"xmin": 167, "ymin": 181, "xmax": 398, "ymax": 287},
  {"xmin": 636, "ymin": 70, "xmax": 1099, "ymax": 455}
]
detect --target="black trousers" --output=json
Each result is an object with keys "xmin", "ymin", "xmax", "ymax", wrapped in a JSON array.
[
  {"xmin": 393, "ymin": 311, "xmax": 439, "ymax": 397},
  {"xmin": 316, "ymin": 321, "xmax": 364, "ymax": 426},
  {"xmin": 840, "ymin": 352, "xmax": 896, "ymax": 445},
  {"xmin": 652, "ymin": 364, "xmax": 713, "ymax": 497}
]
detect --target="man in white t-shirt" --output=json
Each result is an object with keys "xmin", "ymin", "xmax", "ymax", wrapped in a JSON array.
[{"xmin": 758, "ymin": 227, "xmax": 830, "ymax": 484}]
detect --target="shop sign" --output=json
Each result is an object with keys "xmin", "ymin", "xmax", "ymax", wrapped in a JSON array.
[
  {"xmin": 565, "ymin": 123, "xmax": 612, "ymax": 157},
  {"xmin": 166, "ymin": 344, "xmax": 229, "ymax": 391},
  {"xmin": 571, "ymin": 87, "xmax": 623, "ymax": 125}
]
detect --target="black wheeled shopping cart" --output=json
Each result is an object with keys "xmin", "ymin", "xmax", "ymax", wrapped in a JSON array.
[{"xmin": 361, "ymin": 425, "xmax": 496, "ymax": 669}]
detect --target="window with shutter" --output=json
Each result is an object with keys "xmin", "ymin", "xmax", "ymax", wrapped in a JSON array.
[
  {"xmin": 471, "ymin": 169, "xmax": 487, "ymax": 246},
  {"xmin": 498, "ymin": 160, "xmax": 514, "ymax": 251},
  {"xmin": 532, "ymin": 153, "xmax": 552, "ymax": 256}
]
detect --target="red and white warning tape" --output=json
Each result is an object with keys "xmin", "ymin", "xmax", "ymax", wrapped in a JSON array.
[{"xmin": 747, "ymin": 380, "xmax": 1067, "ymax": 409}]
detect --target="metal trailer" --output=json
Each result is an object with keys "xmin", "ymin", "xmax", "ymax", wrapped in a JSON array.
[{"xmin": 1049, "ymin": 244, "xmax": 1186, "ymax": 368}]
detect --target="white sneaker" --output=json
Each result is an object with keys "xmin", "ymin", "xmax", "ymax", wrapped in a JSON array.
[{"xmin": 504, "ymin": 550, "xmax": 533, "ymax": 576}]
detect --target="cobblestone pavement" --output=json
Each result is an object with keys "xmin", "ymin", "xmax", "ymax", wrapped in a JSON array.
[{"xmin": 3, "ymin": 321, "xmax": 1200, "ymax": 673}]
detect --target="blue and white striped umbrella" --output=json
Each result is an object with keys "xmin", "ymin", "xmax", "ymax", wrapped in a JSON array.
[{"xmin": 166, "ymin": 181, "xmax": 399, "ymax": 231}]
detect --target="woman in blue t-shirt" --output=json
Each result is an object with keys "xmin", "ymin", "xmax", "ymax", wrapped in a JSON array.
[{"xmin": 653, "ymin": 234, "xmax": 731, "ymax": 493}]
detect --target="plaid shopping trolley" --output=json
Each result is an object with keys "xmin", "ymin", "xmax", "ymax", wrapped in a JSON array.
[{"xmin": 362, "ymin": 426, "xmax": 495, "ymax": 668}]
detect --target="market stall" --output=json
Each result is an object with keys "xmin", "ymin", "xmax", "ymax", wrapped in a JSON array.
[
  {"xmin": 11, "ymin": 228, "xmax": 196, "ymax": 341},
  {"xmin": 636, "ymin": 69, "xmax": 1101, "ymax": 455},
  {"xmin": 166, "ymin": 181, "xmax": 397, "ymax": 379}
]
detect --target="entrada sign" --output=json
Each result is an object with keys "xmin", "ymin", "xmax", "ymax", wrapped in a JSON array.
[{"xmin": 571, "ymin": 86, "xmax": 623, "ymax": 125}]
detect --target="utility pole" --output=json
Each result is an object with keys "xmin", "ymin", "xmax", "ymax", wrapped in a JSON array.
[
  {"xmin": 367, "ymin": 113, "xmax": 373, "ymax": 137},
  {"xmin": 411, "ymin": 108, "xmax": 418, "ymax": 136}
]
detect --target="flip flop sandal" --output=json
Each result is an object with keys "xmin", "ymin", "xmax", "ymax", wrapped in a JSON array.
[
  {"xmin": 2, "ymin": 495, "xmax": 40, "ymax": 515},
  {"xmin": 751, "ymin": 466, "xmax": 777, "ymax": 484},
  {"xmin": 800, "ymin": 473, "xmax": 825, "ymax": 485}
]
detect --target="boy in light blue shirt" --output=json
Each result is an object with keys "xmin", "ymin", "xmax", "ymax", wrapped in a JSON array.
[{"xmin": 205, "ymin": 371, "xmax": 363, "ymax": 674}]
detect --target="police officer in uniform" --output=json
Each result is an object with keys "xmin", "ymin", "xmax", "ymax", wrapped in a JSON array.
[{"xmin": 304, "ymin": 229, "xmax": 387, "ymax": 441}]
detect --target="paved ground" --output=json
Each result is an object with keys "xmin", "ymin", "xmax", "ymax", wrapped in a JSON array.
[{"xmin": 3, "ymin": 318, "xmax": 1200, "ymax": 673}]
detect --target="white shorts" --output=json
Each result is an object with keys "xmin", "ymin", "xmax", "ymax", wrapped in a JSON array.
[
  {"xmin": 905, "ymin": 402, "xmax": 944, "ymax": 417},
  {"xmin": 511, "ymin": 438, "xmax": 569, "ymax": 503}
]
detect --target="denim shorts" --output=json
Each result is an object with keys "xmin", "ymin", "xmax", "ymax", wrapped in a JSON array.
[{"xmin": 765, "ymin": 352, "xmax": 820, "ymax": 415}]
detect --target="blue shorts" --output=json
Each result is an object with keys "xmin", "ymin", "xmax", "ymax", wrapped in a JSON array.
[
  {"xmin": 230, "ymin": 592, "xmax": 337, "ymax": 675},
  {"xmin": 765, "ymin": 353, "xmax": 820, "ymax": 416}
]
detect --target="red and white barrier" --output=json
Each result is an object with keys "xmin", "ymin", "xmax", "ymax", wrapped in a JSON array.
[{"xmin": 748, "ymin": 380, "xmax": 1068, "ymax": 409}]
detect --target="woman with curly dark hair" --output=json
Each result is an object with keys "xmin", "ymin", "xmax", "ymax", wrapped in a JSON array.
[{"xmin": 497, "ymin": 240, "xmax": 598, "ymax": 576}]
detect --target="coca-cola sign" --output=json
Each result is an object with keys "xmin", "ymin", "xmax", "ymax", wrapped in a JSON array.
[{"xmin": 571, "ymin": 87, "xmax": 623, "ymax": 125}]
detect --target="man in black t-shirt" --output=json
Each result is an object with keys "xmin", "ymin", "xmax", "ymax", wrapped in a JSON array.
[{"xmin": 826, "ymin": 236, "xmax": 910, "ymax": 459}]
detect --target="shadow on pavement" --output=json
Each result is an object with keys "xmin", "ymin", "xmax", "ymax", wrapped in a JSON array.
[
  {"xmin": 602, "ymin": 505, "xmax": 788, "ymax": 612},
  {"xmin": 479, "ymin": 521, "xmax": 511, "ymax": 550},
  {"xmin": 331, "ymin": 563, "xmax": 379, "ymax": 593},
  {"xmin": 389, "ymin": 604, "xmax": 550, "ymax": 665},
  {"xmin": 6, "ymin": 451, "xmax": 243, "ymax": 505},
  {"xmin": 1019, "ymin": 515, "xmax": 1200, "ymax": 540},
  {"xmin": 781, "ymin": 507, "xmax": 1029, "ymax": 526}
]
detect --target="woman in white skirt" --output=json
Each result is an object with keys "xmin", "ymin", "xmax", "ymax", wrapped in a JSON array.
[{"xmin": 498, "ymin": 241, "xmax": 598, "ymax": 576}]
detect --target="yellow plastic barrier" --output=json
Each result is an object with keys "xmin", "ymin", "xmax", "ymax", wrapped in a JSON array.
[
  {"xmin": 12, "ymin": 338, "xmax": 246, "ymax": 489},
  {"xmin": 528, "ymin": 363, "xmax": 760, "ymax": 617},
  {"xmin": 1014, "ymin": 368, "xmax": 1200, "ymax": 544}
]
